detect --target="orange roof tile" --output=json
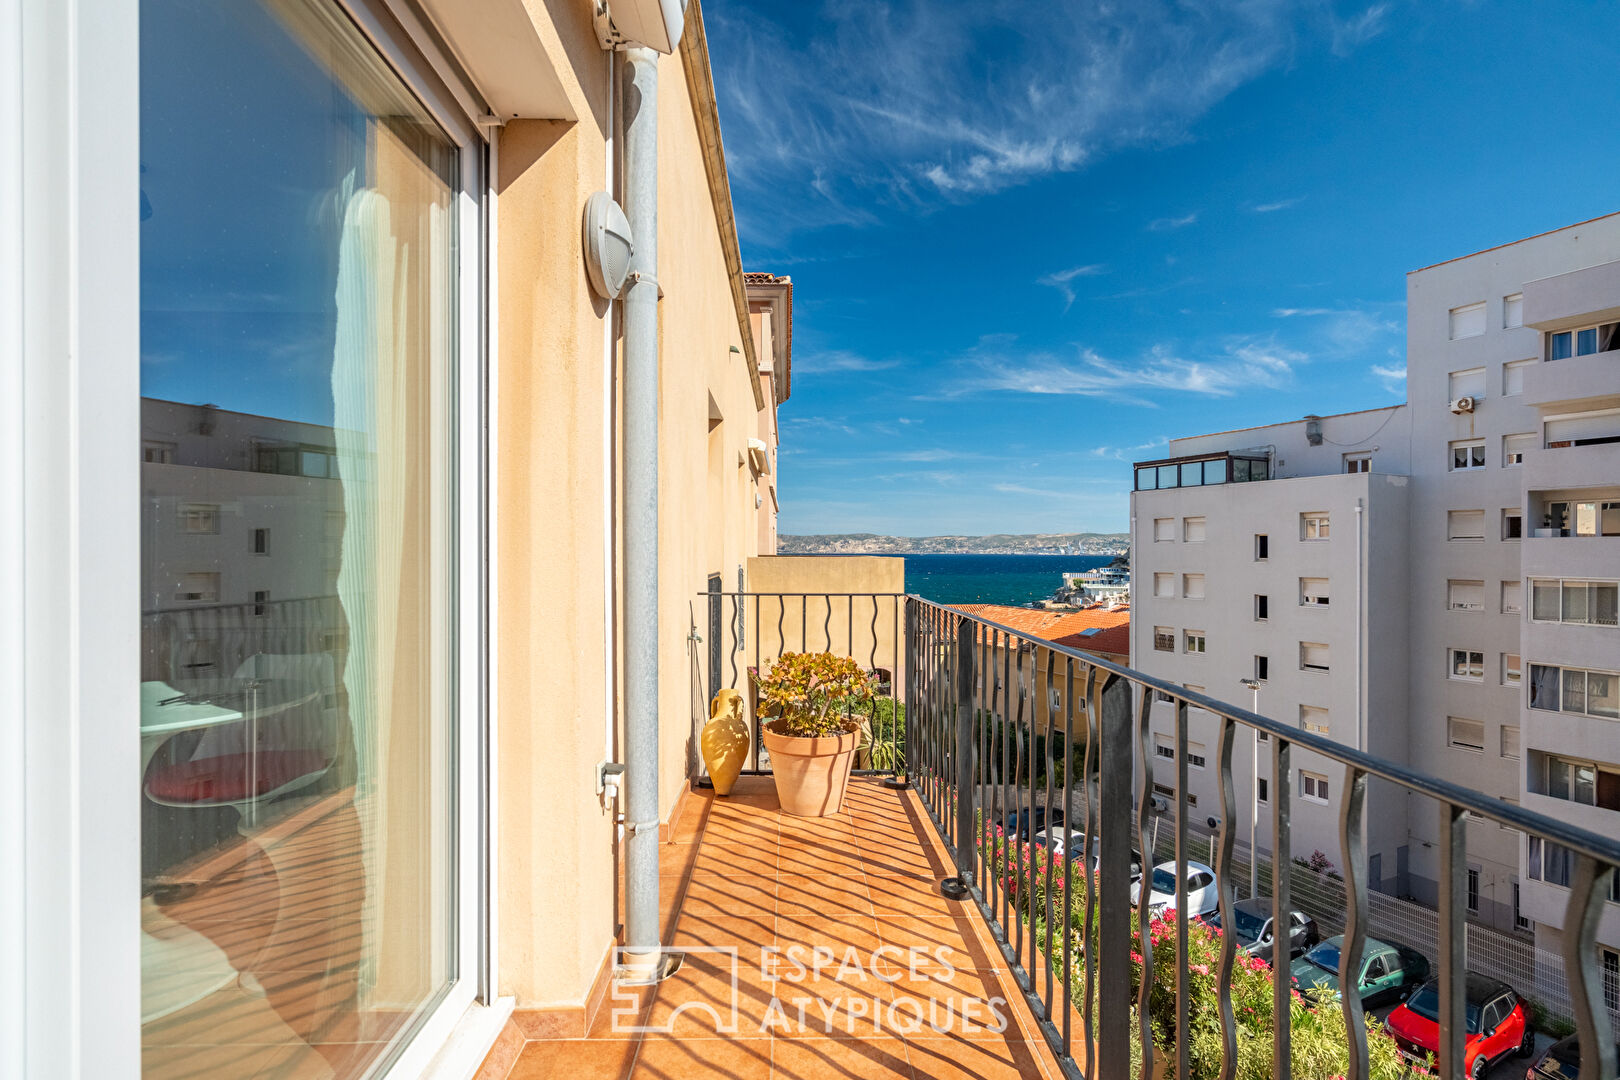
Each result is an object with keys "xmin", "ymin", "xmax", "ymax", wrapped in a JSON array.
[{"xmin": 952, "ymin": 604, "xmax": 1131, "ymax": 659}]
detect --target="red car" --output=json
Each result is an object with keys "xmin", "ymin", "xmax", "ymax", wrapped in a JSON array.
[{"xmin": 1384, "ymin": 972, "xmax": 1535, "ymax": 1078}]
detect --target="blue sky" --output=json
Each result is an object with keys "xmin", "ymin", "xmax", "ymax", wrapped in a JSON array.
[{"xmin": 705, "ymin": 0, "xmax": 1620, "ymax": 537}]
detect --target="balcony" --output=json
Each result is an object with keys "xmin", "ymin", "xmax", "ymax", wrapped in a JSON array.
[
  {"xmin": 496, "ymin": 595, "xmax": 1620, "ymax": 1080},
  {"xmin": 1522, "ymin": 350, "xmax": 1620, "ymax": 412}
]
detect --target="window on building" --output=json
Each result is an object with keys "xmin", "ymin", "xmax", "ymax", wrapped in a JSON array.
[
  {"xmin": 1301, "ymin": 512, "xmax": 1330, "ymax": 540},
  {"xmin": 252, "ymin": 589, "xmax": 270, "ymax": 617},
  {"xmin": 1299, "ymin": 705, "xmax": 1330, "ymax": 736},
  {"xmin": 1530, "ymin": 580, "xmax": 1620, "ymax": 627},
  {"xmin": 1503, "ymin": 654, "xmax": 1522, "ymax": 688},
  {"xmin": 1448, "ymin": 509, "xmax": 1485, "ymax": 541},
  {"xmin": 1503, "ymin": 432, "xmax": 1535, "ymax": 467},
  {"xmin": 1183, "ymin": 573, "xmax": 1206, "ymax": 599},
  {"xmin": 143, "ymin": 440, "xmax": 177, "ymax": 464},
  {"xmin": 252, "ymin": 527, "xmax": 270, "ymax": 555},
  {"xmin": 175, "ymin": 571, "xmax": 220, "ymax": 604},
  {"xmin": 1343, "ymin": 451, "xmax": 1371, "ymax": 473},
  {"xmin": 1450, "ymin": 439, "xmax": 1487, "ymax": 471},
  {"xmin": 1503, "ymin": 293, "xmax": 1524, "ymax": 329},
  {"xmin": 1500, "ymin": 724, "xmax": 1520, "ymax": 760},
  {"xmin": 1299, "ymin": 577, "xmax": 1330, "ymax": 607},
  {"xmin": 1154, "ymin": 627, "xmax": 1175, "ymax": 652},
  {"xmin": 1503, "ymin": 358, "xmax": 1533, "ymax": 396},
  {"xmin": 1501, "ymin": 509, "xmax": 1522, "ymax": 540},
  {"xmin": 1153, "ymin": 572, "xmax": 1175, "ymax": 598},
  {"xmin": 1257, "ymin": 777, "xmax": 1269, "ymax": 804},
  {"xmin": 1255, "ymin": 534, "xmax": 1269, "ymax": 560},
  {"xmin": 1300, "ymin": 771, "xmax": 1330, "ymax": 803},
  {"xmin": 1186, "ymin": 742, "xmax": 1207, "ymax": 769},
  {"xmin": 1466, "ymin": 868, "xmax": 1481, "ymax": 913},
  {"xmin": 1154, "ymin": 517, "xmax": 1175, "ymax": 542},
  {"xmin": 1513, "ymin": 881, "xmax": 1531, "ymax": 931},
  {"xmin": 1184, "ymin": 516, "xmax": 1207, "ymax": 543},
  {"xmin": 180, "ymin": 502, "xmax": 221, "ymax": 534},
  {"xmin": 1549, "ymin": 322, "xmax": 1620, "ymax": 361},
  {"xmin": 1155, "ymin": 734, "xmax": 1175, "ymax": 760},
  {"xmin": 1448, "ymin": 368, "xmax": 1487, "ymax": 405},
  {"xmin": 1447, "ymin": 716, "xmax": 1486, "ymax": 752},
  {"xmin": 1449, "ymin": 649, "xmax": 1485, "ymax": 680},
  {"xmin": 1530, "ymin": 664, "xmax": 1620, "ymax": 720},
  {"xmin": 1184, "ymin": 630, "xmax": 1206, "ymax": 654},
  {"xmin": 1254, "ymin": 655, "xmax": 1269, "ymax": 682},
  {"xmin": 1544, "ymin": 408, "xmax": 1620, "ymax": 450},
  {"xmin": 1544, "ymin": 755, "xmax": 1620, "ymax": 811},
  {"xmin": 1528, "ymin": 836, "xmax": 1575, "ymax": 887},
  {"xmin": 1449, "ymin": 303, "xmax": 1487, "ymax": 340},
  {"xmin": 1254, "ymin": 594, "xmax": 1269, "ymax": 621},
  {"xmin": 1447, "ymin": 580, "xmax": 1484, "ymax": 611},
  {"xmin": 1502, "ymin": 581, "xmax": 1523, "ymax": 615},
  {"xmin": 1604, "ymin": 950, "xmax": 1620, "ymax": 1013},
  {"xmin": 1300, "ymin": 642, "xmax": 1329, "ymax": 673}
]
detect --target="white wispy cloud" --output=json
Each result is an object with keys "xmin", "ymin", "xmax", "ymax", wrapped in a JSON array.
[
  {"xmin": 1330, "ymin": 3, "xmax": 1390, "ymax": 56},
  {"xmin": 1370, "ymin": 363, "xmax": 1406, "ymax": 392},
  {"xmin": 1249, "ymin": 196, "xmax": 1304, "ymax": 213},
  {"xmin": 1089, "ymin": 438, "xmax": 1171, "ymax": 461},
  {"xmin": 1147, "ymin": 212, "xmax": 1199, "ymax": 232},
  {"xmin": 799, "ymin": 349, "xmax": 902, "ymax": 373},
  {"xmin": 1037, "ymin": 263, "xmax": 1109, "ymax": 308},
  {"xmin": 707, "ymin": 1, "xmax": 1378, "ymax": 242},
  {"xmin": 950, "ymin": 335, "xmax": 1303, "ymax": 403},
  {"xmin": 1271, "ymin": 305, "xmax": 1401, "ymax": 353}
]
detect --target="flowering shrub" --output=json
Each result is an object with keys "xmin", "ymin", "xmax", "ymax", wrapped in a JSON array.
[
  {"xmin": 754, "ymin": 652, "xmax": 874, "ymax": 738},
  {"xmin": 982, "ymin": 829, "xmax": 1417, "ymax": 1080}
]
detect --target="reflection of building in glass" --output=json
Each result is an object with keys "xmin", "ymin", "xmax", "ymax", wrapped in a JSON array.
[{"xmin": 141, "ymin": 397, "xmax": 347, "ymax": 683}]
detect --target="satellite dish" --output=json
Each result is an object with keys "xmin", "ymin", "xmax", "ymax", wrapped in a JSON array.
[{"xmin": 583, "ymin": 191, "xmax": 634, "ymax": 300}]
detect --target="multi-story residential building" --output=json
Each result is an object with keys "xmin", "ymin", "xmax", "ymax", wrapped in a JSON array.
[{"xmin": 1130, "ymin": 213, "xmax": 1620, "ymax": 977}]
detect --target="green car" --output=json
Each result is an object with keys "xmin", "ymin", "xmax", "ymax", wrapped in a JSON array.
[{"xmin": 1288, "ymin": 935, "xmax": 1431, "ymax": 1007}]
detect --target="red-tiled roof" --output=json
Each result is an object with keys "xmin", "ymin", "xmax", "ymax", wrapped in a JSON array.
[{"xmin": 953, "ymin": 604, "xmax": 1131, "ymax": 659}]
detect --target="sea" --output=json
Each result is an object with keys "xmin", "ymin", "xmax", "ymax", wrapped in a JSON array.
[{"xmin": 902, "ymin": 553, "xmax": 1117, "ymax": 607}]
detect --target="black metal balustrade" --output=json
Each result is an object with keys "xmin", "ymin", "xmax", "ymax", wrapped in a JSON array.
[{"xmin": 900, "ymin": 596, "xmax": 1619, "ymax": 1080}]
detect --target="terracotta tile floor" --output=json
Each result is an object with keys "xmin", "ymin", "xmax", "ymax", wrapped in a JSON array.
[{"xmin": 509, "ymin": 777, "xmax": 1069, "ymax": 1080}]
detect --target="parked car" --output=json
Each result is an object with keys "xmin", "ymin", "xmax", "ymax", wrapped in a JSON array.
[
  {"xmin": 1000, "ymin": 806, "xmax": 1063, "ymax": 842},
  {"xmin": 1288, "ymin": 935, "xmax": 1430, "ymax": 1007},
  {"xmin": 1202, "ymin": 897, "xmax": 1319, "ymax": 964},
  {"xmin": 1528, "ymin": 1036, "xmax": 1620, "ymax": 1080},
  {"xmin": 1385, "ymin": 973, "xmax": 1534, "ymax": 1077},
  {"xmin": 1130, "ymin": 860, "xmax": 1218, "ymax": 918},
  {"xmin": 1029, "ymin": 827, "xmax": 1144, "ymax": 882}
]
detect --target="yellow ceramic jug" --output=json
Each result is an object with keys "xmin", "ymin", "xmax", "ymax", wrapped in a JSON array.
[{"xmin": 701, "ymin": 689, "xmax": 750, "ymax": 796}]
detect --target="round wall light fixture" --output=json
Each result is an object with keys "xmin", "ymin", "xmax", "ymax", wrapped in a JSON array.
[{"xmin": 583, "ymin": 190, "xmax": 634, "ymax": 299}]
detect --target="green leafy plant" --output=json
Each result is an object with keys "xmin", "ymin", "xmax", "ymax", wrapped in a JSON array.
[
  {"xmin": 755, "ymin": 652, "xmax": 874, "ymax": 738},
  {"xmin": 863, "ymin": 697, "xmax": 906, "ymax": 770}
]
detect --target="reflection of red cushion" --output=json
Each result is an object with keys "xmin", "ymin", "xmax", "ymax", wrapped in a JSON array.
[{"xmin": 145, "ymin": 751, "xmax": 329, "ymax": 804}]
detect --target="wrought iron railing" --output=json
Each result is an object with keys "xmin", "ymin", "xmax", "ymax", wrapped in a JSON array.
[
  {"xmin": 904, "ymin": 596, "xmax": 1620, "ymax": 1080},
  {"xmin": 698, "ymin": 590, "xmax": 907, "ymax": 776}
]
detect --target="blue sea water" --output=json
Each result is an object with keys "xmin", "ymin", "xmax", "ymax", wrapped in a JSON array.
[{"xmin": 903, "ymin": 553, "xmax": 1117, "ymax": 607}]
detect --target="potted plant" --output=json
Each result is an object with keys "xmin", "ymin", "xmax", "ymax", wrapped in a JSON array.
[{"xmin": 755, "ymin": 652, "xmax": 874, "ymax": 817}]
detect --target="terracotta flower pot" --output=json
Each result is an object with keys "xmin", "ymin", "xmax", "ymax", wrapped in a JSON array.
[{"xmin": 763, "ymin": 719, "xmax": 860, "ymax": 817}]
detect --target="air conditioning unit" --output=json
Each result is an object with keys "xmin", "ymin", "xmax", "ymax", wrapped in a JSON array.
[
  {"xmin": 1449, "ymin": 396, "xmax": 1476, "ymax": 414},
  {"xmin": 594, "ymin": 0, "xmax": 686, "ymax": 53}
]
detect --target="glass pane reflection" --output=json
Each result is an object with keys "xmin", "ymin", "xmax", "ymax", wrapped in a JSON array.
[{"xmin": 139, "ymin": 1, "xmax": 458, "ymax": 1076}]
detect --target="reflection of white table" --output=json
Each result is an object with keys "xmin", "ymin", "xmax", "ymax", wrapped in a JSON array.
[{"xmin": 140, "ymin": 680, "xmax": 245, "ymax": 1024}]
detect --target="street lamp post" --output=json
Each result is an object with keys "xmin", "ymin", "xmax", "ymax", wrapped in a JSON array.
[{"xmin": 1239, "ymin": 677, "xmax": 1262, "ymax": 898}]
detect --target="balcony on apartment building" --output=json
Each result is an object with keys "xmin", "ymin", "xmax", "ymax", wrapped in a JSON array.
[
  {"xmin": 1132, "ymin": 451, "xmax": 1272, "ymax": 492},
  {"xmin": 531, "ymin": 592, "xmax": 1620, "ymax": 1080}
]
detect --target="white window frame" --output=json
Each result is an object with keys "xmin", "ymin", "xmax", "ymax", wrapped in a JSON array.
[
  {"xmin": 1549, "ymin": 321, "xmax": 1620, "ymax": 361},
  {"xmin": 1449, "ymin": 304, "xmax": 1486, "ymax": 341},
  {"xmin": 1449, "ymin": 439, "xmax": 1486, "ymax": 472},
  {"xmin": 1503, "ymin": 293, "xmax": 1524, "ymax": 329},
  {"xmin": 1448, "ymin": 365, "xmax": 1487, "ymax": 401},
  {"xmin": 1343, "ymin": 451, "xmax": 1371, "ymax": 473},
  {"xmin": 1254, "ymin": 594, "xmax": 1268, "ymax": 621},
  {"xmin": 1254, "ymin": 533, "xmax": 1269, "ymax": 560},
  {"xmin": 1152, "ymin": 572, "xmax": 1174, "ymax": 598},
  {"xmin": 1503, "ymin": 653, "xmax": 1522, "ymax": 687},
  {"xmin": 1447, "ymin": 509, "xmax": 1485, "ymax": 541},
  {"xmin": 1183, "ymin": 516, "xmax": 1206, "ymax": 543},
  {"xmin": 1300, "ymin": 771, "xmax": 1330, "ymax": 804},
  {"xmin": 1153, "ymin": 626, "xmax": 1175, "ymax": 652},
  {"xmin": 1528, "ymin": 579, "xmax": 1619, "ymax": 628},
  {"xmin": 1502, "ymin": 432, "xmax": 1534, "ymax": 467},
  {"xmin": 1299, "ymin": 705, "xmax": 1330, "ymax": 736},
  {"xmin": 1501, "ymin": 508, "xmax": 1522, "ymax": 541},
  {"xmin": 1153, "ymin": 517, "xmax": 1175, "ymax": 542},
  {"xmin": 1447, "ymin": 579, "xmax": 1484, "ymax": 612},
  {"xmin": 1300, "ymin": 577, "xmax": 1330, "ymax": 607},
  {"xmin": 1449, "ymin": 648, "xmax": 1485, "ymax": 681},
  {"xmin": 1300, "ymin": 642, "xmax": 1329, "ymax": 673},
  {"xmin": 1182, "ymin": 573, "xmax": 1206, "ymax": 600},
  {"xmin": 1300, "ymin": 512, "xmax": 1330, "ymax": 541},
  {"xmin": 1184, "ymin": 629, "xmax": 1206, "ymax": 654},
  {"xmin": 7, "ymin": 7, "xmax": 497, "ymax": 1074},
  {"xmin": 1503, "ymin": 358, "xmax": 1533, "ymax": 396},
  {"xmin": 1501, "ymin": 724, "xmax": 1520, "ymax": 759},
  {"xmin": 1501, "ymin": 581, "xmax": 1522, "ymax": 615}
]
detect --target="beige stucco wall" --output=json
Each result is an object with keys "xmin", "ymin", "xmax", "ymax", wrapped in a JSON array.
[{"xmin": 491, "ymin": 0, "xmax": 780, "ymax": 1014}]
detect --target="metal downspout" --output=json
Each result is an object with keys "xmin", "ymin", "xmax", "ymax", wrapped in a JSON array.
[{"xmin": 620, "ymin": 44, "xmax": 663, "ymax": 975}]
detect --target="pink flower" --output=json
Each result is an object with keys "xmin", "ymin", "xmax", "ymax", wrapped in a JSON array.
[{"xmin": 1191, "ymin": 964, "xmax": 1210, "ymax": 976}]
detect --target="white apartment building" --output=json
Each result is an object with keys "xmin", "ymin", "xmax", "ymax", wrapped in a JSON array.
[{"xmin": 1130, "ymin": 213, "xmax": 1620, "ymax": 980}]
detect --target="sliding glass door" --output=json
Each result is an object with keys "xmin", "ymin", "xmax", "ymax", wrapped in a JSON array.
[{"xmin": 138, "ymin": 0, "xmax": 473, "ymax": 1074}]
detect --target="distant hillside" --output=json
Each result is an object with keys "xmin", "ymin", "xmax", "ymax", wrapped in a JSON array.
[{"xmin": 778, "ymin": 532, "xmax": 1130, "ymax": 556}]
